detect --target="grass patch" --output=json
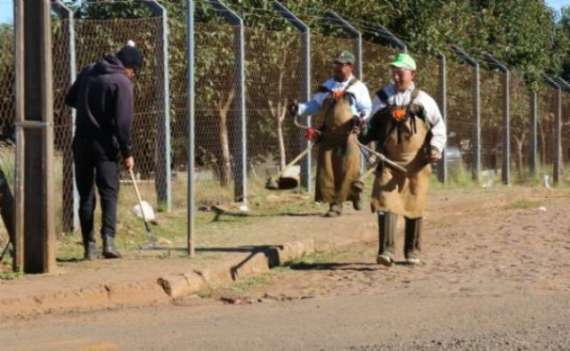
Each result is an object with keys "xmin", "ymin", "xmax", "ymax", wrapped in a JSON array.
[
  {"xmin": 288, "ymin": 249, "xmax": 342, "ymax": 266},
  {"xmin": 52, "ymin": 174, "xmax": 324, "ymax": 261},
  {"xmin": 0, "ymin": 271, "xmax": 22, "ymax": 280},
  {"xmin": 230, "ymin": 272, "xmax": 278, "ymax": 292},
  {"xmin": 505, "ymin": 199, "xmax": 543, "ymax": 210}
]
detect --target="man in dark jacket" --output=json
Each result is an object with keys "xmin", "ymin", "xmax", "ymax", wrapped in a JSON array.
[{"xmin": 65, "ymin": 42, "xmax": 143, "ymax": 260}]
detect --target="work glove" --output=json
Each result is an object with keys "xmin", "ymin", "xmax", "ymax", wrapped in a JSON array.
[
  {"xmin": 427, "ymin": 148, "xmax": 442, "ymax": 164},
  {"xmin": 288, "ymin": 100, "xmax": 299, "ymax": 117},
  {"xmin": 304, "ymin": 127, "xmax": 320, "ymax": 143}
]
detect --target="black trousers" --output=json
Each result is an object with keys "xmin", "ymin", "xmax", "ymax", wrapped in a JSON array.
[{"xmin": 73, "ymin": 138, "xmax": 120, "ymax": 244}]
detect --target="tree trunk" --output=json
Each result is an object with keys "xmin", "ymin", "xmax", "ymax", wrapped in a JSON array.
[
  {"xmin": 217, "ymin": 87, "xmax": 236, "ymax": 187},
  {"xmin": 513, "ymin": 136, "xmax": 524, "ymax": 175},
  {"xmin": 539, "ymin": 120, "xmax": 546, "ymax": 166},
  {"xmin": 277, "ymin": 112, "xmax": 286, "ymax": 170}
]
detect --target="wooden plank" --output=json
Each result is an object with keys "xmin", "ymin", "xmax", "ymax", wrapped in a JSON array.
[{"xmin": 22, "ymin": 0, "xmax": 55, "ymax": 274}]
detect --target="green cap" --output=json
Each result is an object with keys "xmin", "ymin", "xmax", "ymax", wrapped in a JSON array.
[
  {"xmin": 390, "ymin": 53, "xmax": 416, "ymax": 71},
  {"xmin": 334, "ymin": 50, "xmax": 355, "ymax": 65}
]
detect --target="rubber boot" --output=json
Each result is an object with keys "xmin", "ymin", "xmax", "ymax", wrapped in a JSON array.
[
  {"xmin": 404, "ymin": 217, "xmax": 422, "ymax": 264},
  {"xmin": 325, "ymin": 203, "xmax": 343, "ymax": 217},
  {"xmin": 102, "ymin": 235, "xmax": 122, "ymax": 259},
  {"xmin": 83, "ymin": 231, "xmax": 97, "ymax": 260},
  {"xmin": 351, "ymin": 181, "xmax": 364, "ymax": 211},
  {"xmin": 377, "ymin": 212, "xmax": 397, "ymax": 266}
]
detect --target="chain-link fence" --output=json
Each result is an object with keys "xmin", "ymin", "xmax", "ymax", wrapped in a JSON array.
[
  {"xmin": 510, "ymin": 72, "xmax": 531, "ymax": 179},
  {"xmin": 245, "ymin": 25, "xmax": 303, "ymax": 189},
  {"xmin": 538, "ymin": 84, "xmax": 556, "ymax": 175},
  {"xmin": 562, "ymin": 92, "xmax": 570, "ymax": 179},
  {"xmin": 193, "ymin": 20, "xmax": 239, "ymax": 205},
  {"xmin": 4, "ymin": 2, "xmax": 570, "ymax": 264},
  {"xmin": 414, "ymin": 56, "xmax": 440, "ymax": 99},
  {"xmin": 74, "ymin": 9, "xmax": 169, "ymax": 207},
  {"xmin": 362, "ymin": 42, "xmax": 395, "ymax": 91},
  {"xmin": 51, "ymin": 14, "xmax": 75, "ymax": 234},
  {"xmin": 446, "ymin": 59, "xmax": 476, "ymax": 181},
  {"xmin": 479, "ymin": 68, "xmax": 503, "ymax": 175}
]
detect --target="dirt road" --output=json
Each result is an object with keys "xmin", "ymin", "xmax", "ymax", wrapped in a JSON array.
[{"xmin": 1, "ymin": 187, "xmax": 569, "ymax": 350}]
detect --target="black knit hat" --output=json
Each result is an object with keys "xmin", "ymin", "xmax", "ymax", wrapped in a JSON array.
[{"xmin": 116, "ymin": 41, "xmax": 143, "ymax": 70}]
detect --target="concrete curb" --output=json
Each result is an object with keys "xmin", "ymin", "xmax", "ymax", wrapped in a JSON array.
[
  {"xmin": 0, "ymin": 280, "xmax": 169, "ymax": 319},
  {"xmin": 0, "ymin": 230, "xmax": 373, "ymax": 318},
  {"xmin": 157, "ymin": 239, "xmax": 316, "ymax": 299}
]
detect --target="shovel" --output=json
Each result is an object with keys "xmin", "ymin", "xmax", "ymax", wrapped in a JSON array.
[{"xmin": 129, "ymin": 169, "xmax": 158, "ymax": 249}]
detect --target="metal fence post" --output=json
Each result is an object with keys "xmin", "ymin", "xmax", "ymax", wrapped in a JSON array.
[
  {"xmin": 555, "ymin": 86, "xmax": 562, "ymax": 185},
  {"xmin": 474, "ymin": 63, "xmax": 482, "ymax": 182},
  {"xmin": 13, "ymin": 0, "xmax": 24, "ymax": 273},
  {"xmin": 147, "ymin": 1, "xmax": 172, "ymax": 212},
  {"xmin": 483, "ymin": 54, "xmax": 510, "ymax": 185},
  {"xmin": 553, "ymin": 77, "xmax": 570, "ymax": 179},
  {"xmin": 324, "ymin": 11, "xmax": 362, "ymax": 80},
  {"xmin": 186, "ymin": 0, "xmax": 195, "ymax": 256},
  {"xmin": 450, "ymin": 45, "xmax": 481, "ymax": 182},
  {"xmin": 208, "ymin": 0, "xmax": 247, "ymax": 205},
  {"xmin": 52, "ymin": 1, "xmax": 79, "ymax": 232},
  {"xmin": 529, "ymin": 89, "xmax": 538, "ymax": 176},
  {"xmin": 437, "ymin": 52, "xmax": 447, "ymax": 184},
  {"xmin": 273, "ymin": 1, "xmax": 312, "ymax": 192},
  {"xmin": 544, "ymin": 75, "xmax": 562, "ymax": 185}
]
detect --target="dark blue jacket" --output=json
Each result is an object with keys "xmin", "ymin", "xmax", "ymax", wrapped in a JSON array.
[{"xmin": 65, "ymin": 55, "xmax": 134, "ymax": 159}]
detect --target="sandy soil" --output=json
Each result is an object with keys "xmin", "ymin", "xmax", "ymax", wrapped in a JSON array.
[{"xmin": 1, "ymin": 186, "xmax": 569, "ymax": 350}]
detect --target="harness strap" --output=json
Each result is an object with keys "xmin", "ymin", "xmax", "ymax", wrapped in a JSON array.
[
  {"xmin": 318, "ymin": 77, "xmax": 359, "ymax": 95},
  {"xmin": 375, "ymin": 88, "xmax": 389, "ymax": 105}
]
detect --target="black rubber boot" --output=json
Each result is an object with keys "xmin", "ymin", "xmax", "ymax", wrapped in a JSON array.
[
  {"xmin": 82, "ymin": 231, "xmax": 97, "ymax": 260},
  {"xmin": 404, "ymin": 217, "xmax": 423, "ymax": 264},
  {"xmin": 377, "ymin": 212, "xmax": 397, "ymax": 266},
  {"xmin": 352, "ymin": 197, "xmax": 363, "ymax": 211},
  {"xmin": 102, "ymin": 236, "xmax": 122, "ymax": 259}
]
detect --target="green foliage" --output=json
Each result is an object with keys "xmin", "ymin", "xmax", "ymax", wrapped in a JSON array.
[
  {"xmin": 0, "ymin": 24, "xmax": 13, "ymax": 66},
  {"xmin": 55, "ymin": 0, "xmax": 570, "ymax": 178}
]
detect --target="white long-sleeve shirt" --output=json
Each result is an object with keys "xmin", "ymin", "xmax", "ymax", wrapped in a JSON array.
[
  {"xmin": 298, "ymin": 75, "xmax": 372, "ymax": 119},
  {"xmin": 371, "ymin": 82, "xmax": 447, "ymax": 153}
]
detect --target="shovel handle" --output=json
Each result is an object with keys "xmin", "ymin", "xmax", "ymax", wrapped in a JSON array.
[{"xmin": 129, "ymin": 169, "xmax": 149, "ymax": 225}]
